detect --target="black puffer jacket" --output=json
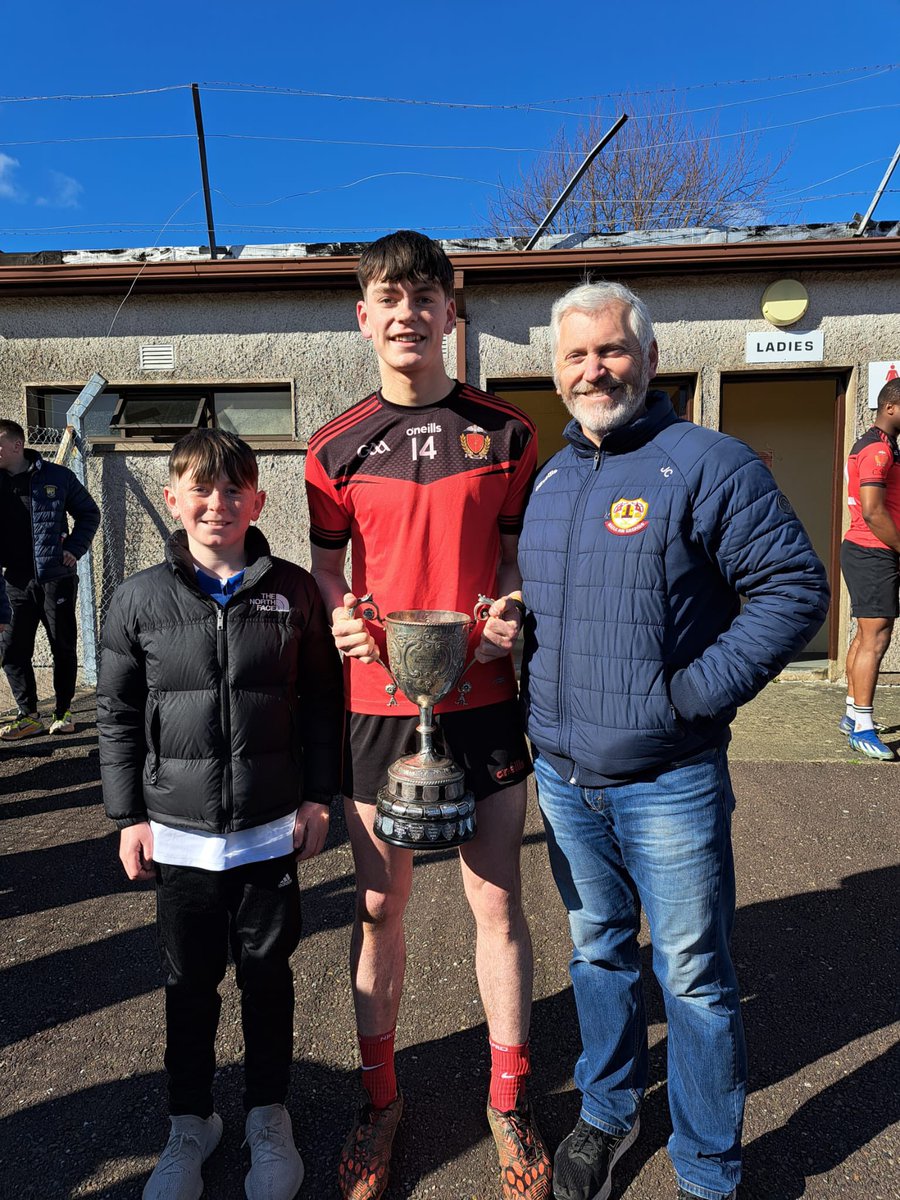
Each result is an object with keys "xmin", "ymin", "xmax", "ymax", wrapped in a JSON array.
[{"xmin": 97, "ymin": 527, "xmax": 344, "ymax": 833}]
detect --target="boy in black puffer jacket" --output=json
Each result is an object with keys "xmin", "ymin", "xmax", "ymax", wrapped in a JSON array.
[{"xmin": 98, "ymin": 429, "xmax": 343, "ymax": 1200}]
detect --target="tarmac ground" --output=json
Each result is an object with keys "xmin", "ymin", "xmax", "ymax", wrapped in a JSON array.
[{"xmin": 1, "ymin": 681, "xmax": 898, "ymax": 1199}]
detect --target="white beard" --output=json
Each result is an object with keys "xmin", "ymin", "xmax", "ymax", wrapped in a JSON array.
[{"xmin": 562, "ymin": 362, "xmax": 652, "ymax": 439}]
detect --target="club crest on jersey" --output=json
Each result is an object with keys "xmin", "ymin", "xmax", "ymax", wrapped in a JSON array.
[
  {"xmin": 44, "ymin": 484, "xmax": 58, "ymax": 497},
  {"xmin": 605, "ymin": 496, "xmax": 649, "ymax": 536},
  {"xmin": 460, "ymin": 424, "xmax": 491, "ymax": 460}
]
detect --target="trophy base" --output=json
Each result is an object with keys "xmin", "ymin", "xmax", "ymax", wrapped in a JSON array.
[{"xmin": 374, "ymin": 751, "xmax": 477, "ymax": 849}]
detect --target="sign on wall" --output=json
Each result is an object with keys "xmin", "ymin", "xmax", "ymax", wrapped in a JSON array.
[
  {"xmin": 868, "ymin": 361, "xmax": 899, "ymax": 409},
  {"xmin": 745, "ymin": 331, "xmax": 824, "ymax": 364}
]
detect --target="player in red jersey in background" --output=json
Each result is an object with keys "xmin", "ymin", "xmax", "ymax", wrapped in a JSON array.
[
  {"xmin": 306, "ymin": 231, "xmax": 550, "ymax": 1200},
  {"xmin": 840, "ymin": 377, "xmax": 900, "ymax": 758}
]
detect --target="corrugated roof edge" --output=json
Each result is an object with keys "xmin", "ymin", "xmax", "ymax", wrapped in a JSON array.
[{"xmin": 1, "ymin": 220, "xmax": 898, "ymax": 268}]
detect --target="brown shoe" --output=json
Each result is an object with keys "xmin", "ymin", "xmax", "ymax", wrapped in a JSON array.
[
  {"xmin": 487, "ymin": 1098, "xmax": 552, "ymax": 1199},
  {"xmin": 338, "ymin": 1093, "xmax": 403, "ymax": 1200}
]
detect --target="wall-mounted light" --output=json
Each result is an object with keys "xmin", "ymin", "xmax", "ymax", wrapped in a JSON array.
[{"xmin": 761, "ymin": 280, "xmax": 809, "ymax": 328}]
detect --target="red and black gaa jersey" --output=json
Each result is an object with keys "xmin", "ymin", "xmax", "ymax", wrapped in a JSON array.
[
  {"xmin": 306, "ymin": 382, "xmax": 537, "ymax": 715},
  {"xmin": 844, "ymin": 425, "xmax": 900, "ymax": 549}
]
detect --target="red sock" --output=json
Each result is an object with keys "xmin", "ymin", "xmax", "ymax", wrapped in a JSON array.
[
  {"xmin": 358, "ymin": 1028, "xmax": 398, "ymax": 1110},
  {"xmin": 489, "ymin": 1038, "xmax": 531, "ymax": 1112}
]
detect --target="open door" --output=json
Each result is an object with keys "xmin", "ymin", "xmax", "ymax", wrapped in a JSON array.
[{"xmin": 720, "ymin": 372, "xmax": 845, "ymax": 664}]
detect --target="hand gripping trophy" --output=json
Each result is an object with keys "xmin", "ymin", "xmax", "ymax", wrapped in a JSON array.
[{"xmin": 352, "ymin": 595, "xmax": 494, "ymax": 850}]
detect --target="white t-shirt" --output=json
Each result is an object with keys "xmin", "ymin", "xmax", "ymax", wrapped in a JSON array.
[{"xmin": 150, "ymin": 811, "xmax": 296, "ymax": 871}]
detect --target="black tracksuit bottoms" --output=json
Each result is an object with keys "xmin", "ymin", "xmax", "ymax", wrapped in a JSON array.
[
  {"xmin": 2, "ymin": 575, "xmax": 79, "ymax": 716},
  {"xmin": 155, "ymin": 853, "xmax": 302, "ymax": 1117}
]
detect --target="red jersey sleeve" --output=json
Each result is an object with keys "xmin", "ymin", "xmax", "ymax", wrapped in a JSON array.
[
  {"xmin": 498, "ymin": 424, "xmax": 538, "ymax": 535},
  {"xmin": 305, "ymin": 449, "xmax": 351, "ymax": 550},
  {"xmin": 857, "ymin": 439, "xmax": 894, "ymax": 488}
]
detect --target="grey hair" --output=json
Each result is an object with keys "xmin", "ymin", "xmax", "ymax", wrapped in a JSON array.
[{"xmin": 549, "ymin": 281, "xmax": 655, "ymax": 385}]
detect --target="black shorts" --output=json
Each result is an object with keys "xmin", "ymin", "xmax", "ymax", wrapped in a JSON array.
[
  {"xmin": 343, "ymin": 699, "xmax": 532, "ymax": 805},
  {"xmin": 841, "ymin": 539, "xmax": 900, "ymax": 619}
]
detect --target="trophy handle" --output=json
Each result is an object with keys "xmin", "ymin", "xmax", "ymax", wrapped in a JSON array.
[
  {"xmin": 473, "ymin": 594, "xmax": 495, "ymax": 624},
  {"xmin": 348, "ymin": 593, "xmax": 399, "ymax": 707},
  {"xmin": 352, "ymin": 592, "xmax": 384, "ymax": 625},
  {"xmin": 454, "ymin": 595, "xmax": 498, "ymax": 706}
]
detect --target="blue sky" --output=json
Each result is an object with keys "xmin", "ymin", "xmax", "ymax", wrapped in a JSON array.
[{"xmin": 1, "ymin": 0, "xmax": 899, "ymax": 252}]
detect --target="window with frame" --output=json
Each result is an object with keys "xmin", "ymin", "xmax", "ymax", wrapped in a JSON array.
[{"xmin": 26, "ymin": 384, "xmax": 294, "ymax": 441}]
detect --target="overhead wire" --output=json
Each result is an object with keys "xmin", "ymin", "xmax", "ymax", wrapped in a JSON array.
[
  {"xmin": 3, "ymin": 99, "xmax": 897, "ymax": 158},
  {"xmin": 198, "ymin": 65, "xmax": 898, "ymax": 114},
  {"xmin": 3, "ymin": 189, "xmax": 895, "ymax": 239},
  {"xmin": 1, "ymin": 63, "xmax": 894, "ymax": 110},
  {"xmin": 0, "ymin": 66, "xmax": 897, "ymax": 248}
]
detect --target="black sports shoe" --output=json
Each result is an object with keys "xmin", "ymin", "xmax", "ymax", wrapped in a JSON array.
[
  {"xmin": 553, "ymin": 1115, "xmax": 640, "ymax": 1200},
  {"xmin": 676, "ymin": 1190, "xmax": 736, "ymax": 1200}
]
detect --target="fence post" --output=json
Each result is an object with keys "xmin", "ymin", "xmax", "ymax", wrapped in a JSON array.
[{"xmin": 65, "ymin": 374, "xmax": 107, "ymax": 687}]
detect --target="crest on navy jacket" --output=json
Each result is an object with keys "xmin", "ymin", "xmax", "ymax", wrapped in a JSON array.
[{"xmin": 605, "ymin": 496, "xmax": 649, "ymax": 536}]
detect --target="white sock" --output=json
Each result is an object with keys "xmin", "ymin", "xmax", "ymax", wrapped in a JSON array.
[
  {"xmin": 853, "ymin": 705, "xmax": 875, "ymax": 732},
  {"xmin": 846, "ymin": 695, "xmax": 856, "ymax": 720}
]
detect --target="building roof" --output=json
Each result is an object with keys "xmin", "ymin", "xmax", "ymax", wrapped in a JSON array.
[{"xmin": 0, "ymin": 221, "xmax": 897, "ymax": 296}]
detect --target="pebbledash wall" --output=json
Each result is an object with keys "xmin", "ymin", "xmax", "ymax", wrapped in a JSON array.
[{"xmin": 1, "ymin": 223, "xmax": 899, "ymax": 686}]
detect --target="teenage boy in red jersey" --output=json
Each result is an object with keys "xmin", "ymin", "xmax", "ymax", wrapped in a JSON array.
[
  {"xmin": 840, "ymin": 376, "xmax": 900, "ymax": 758},
  {"xmin": 306, "ymin": 231, "xmax": 549, "ymax": 1200}
]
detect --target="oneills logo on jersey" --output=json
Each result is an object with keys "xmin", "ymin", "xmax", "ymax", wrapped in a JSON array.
[
  {"xmin": 460, "ymin": 424, "xmax": 491, "ymax": 460},
  {"xmin": 605, "ymin": 497, "xmax": 649, "ymax": 536}
]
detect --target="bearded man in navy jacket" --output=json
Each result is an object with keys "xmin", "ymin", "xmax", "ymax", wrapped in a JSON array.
[{"xmin": 518, "ymin": 282, "xmax": 829, "ymax": 1200}]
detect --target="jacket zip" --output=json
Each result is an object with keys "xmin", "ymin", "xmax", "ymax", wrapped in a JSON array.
[
  {"xmin": 168, "ymin": 551, "xmax": 273, "ymax": 832},
  {"xmin": 560, "ymin": 447, "xmax": 603, "ymax": 782},
  {"xmin": 216, "ymin": 605, "xmax": 233, "ymax": 831}
]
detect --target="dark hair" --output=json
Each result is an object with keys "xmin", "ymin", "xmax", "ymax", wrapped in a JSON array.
[
  {"xmin": 357, "ymin": 230, "xmax": 454, "ymax": 299},
  {"xmin": 0, "ymin": 419, "xmax": 26, "ymax": 443},
  {"xmin": 168, "ymin": 429, "xmax": 259, "ymax": 490},
  {"xmin": 877, "ymin": 378, "xmax": 900, "ymax": 413}
]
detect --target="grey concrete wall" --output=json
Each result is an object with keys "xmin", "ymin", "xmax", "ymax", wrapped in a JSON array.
[
  {"xmin": 2, "ymin": 265, "xmax": 899, "ymax": 697},
  {"xmin": 465, "ymin": 268, "xmax": 900, "ymax": 678},
  {"xmin": 0, "ymin": 288, "xmax": 457, "ymax": 440},
  {"xmin": 465, "ymin": 270, "xmax": 900, "ymax": 422}
]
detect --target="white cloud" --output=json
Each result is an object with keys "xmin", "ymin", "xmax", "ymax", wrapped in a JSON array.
[
  {"xmin": 36, "ymin": 170, "xmax": 83, "ymax": 209},
  {"xmin": 0, "ymin": 153, "xmax": 25, "ymax": 201}
]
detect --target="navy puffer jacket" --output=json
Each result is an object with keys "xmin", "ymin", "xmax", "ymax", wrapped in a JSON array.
[
  {"xmin": 0, "ymin": 450, "xmax": 100, "ymax": 581},
  {"xmin": 519, "ymin": 392, "xmax": 830, "ymax": 786}
]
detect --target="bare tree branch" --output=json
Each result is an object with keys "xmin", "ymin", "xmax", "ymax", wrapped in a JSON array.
[{"xmin": 487, "ymin": 97, "xmax": 790, "ymax": 237}]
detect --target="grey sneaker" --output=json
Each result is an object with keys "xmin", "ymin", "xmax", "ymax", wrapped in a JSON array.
[
  {"xmin": 244, "ymin": 1104, "xmax": 304, "ymax": 1200},
  {"xmin": 0, "ymin": 713, "xmax": 44, "ymax": 740},
  {"xmin": 143, "ymin": 1113, "xmax": 223, "ymax": 1200}
]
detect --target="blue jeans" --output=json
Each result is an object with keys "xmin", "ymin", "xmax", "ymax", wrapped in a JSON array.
[{"xmin": 534, "ymin": 748, "xmax": 745, "ymax": 1200}]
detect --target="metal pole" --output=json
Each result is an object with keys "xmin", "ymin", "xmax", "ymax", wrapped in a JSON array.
[
  {"xmin": 524, "ymin": 113, "xmax": 628, "ymax": 251},
  {"xmin": 854, "ymin": 141, "xmax": 900, "ymax": 236},
  {"xmin": 65, "ymin": 373, "xmax": 108, "ymax": 687},
  {"xmin": 192, "ymin": 82, "xmax": 218, "ymax": 259}
]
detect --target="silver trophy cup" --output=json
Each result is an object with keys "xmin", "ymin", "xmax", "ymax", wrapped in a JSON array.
[{"xmin": 354, "ymin": 597, "xmax": 492, "ymax": 849}]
